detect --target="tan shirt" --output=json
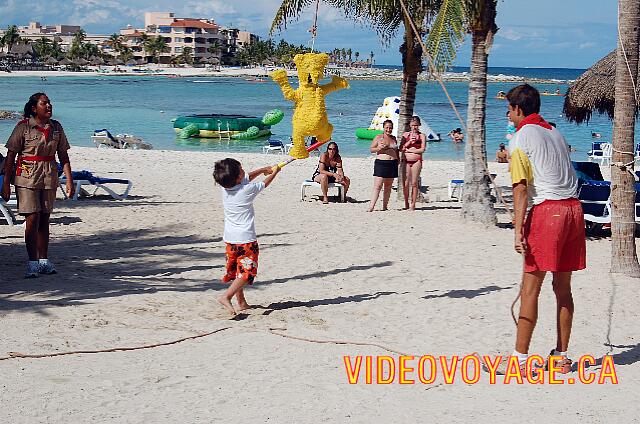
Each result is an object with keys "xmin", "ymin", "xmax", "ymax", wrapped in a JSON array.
[{"xmin": 5, "ymin": 117, "xmax": 70, "ymax": 189}]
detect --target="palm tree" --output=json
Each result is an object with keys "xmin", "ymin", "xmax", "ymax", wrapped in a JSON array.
[
  {"xmin": 347, "ymin": 48, "xmax": 353, "ymax": 65},
  {"xmin": 426, "ymin": 0, "xmax": 498, "ymax": 224},
  {"xmin": 108, "ymin": 33, "xmax": 124, "ymax": 55},
  {"xmin": 355, "ymin": 51, "xmax": 360, "ymax": 65},
  {"xmin": 145, "ymin": 36, "xmax": 169, "ymax": 64},
  {"xmin": 179, "ymin": 46, "xmax": 194, "ymax": 65},
  {"xmin": 207, "ymin": 40, "xmax": 222, "ymax": 57},
  {"xmin": 369, "ymin": 51, "xmax": 375, "ymax": 67},
  {"xmin": 3, "ymin": 25, "xmax": 21, "ymax": 52},
  {"xmin": 68, "ymin": 29, "xmax": 87, "ymax": 59},
  {"xmin": 33, "ymin": 37, "xmax": 51, "ymax": 59},
  {"xmin": 610, "ymin": 0, "xmax": 640, "ymax": 275}
]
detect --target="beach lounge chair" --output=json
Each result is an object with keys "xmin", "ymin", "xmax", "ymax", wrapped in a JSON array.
[
  {"xmin": 301, "ymin": 179, "xmax": 345, "ymax": 202},
  {"xmin": 588, "ymin": 142, "xmax": 612, "ymax": 166},
  {"xmin": 59, "ymin": 170, "xmax": 133, "ymax": 201},
  {"xmin": 572, "ymin": 161, "xmax": 604, "ymax": 185},
  {"xmin": 263, "ymin": 139, "xmax": 285, "ymax": 154},
  {"xmin": 92, "ymin": 129, "xmax": 126, "ymax": 149},
  {"xmin": 578, "ymin": 181, "xmax": 611, "ymax": 225},
  {"xmin": 447, "ymin": 174, "xmax": 497, "ymax": 201},
  {"xmin": 0, "ymin": 175, "xmax": 18, "ymax": 226},
  {"xmin": 587, "ymin": 141, "xmax": 604, "ymax": 161}
]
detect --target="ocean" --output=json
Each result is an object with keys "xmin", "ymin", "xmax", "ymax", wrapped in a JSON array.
[{"xmin": 0, "ymin": 69, "xmax": 614, "ymax": 161}]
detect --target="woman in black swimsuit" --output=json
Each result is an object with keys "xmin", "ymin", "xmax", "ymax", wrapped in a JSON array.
[
  {"xmin": 368, "ymin": 119, "xmax": 398, "ymax": 211},
  {"xmin": 312, "ymin": 141, "xmax": 350, "ymax": 204}
]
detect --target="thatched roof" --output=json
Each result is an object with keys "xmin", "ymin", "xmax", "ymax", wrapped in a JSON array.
[{"xmin": 563, "ymin": 50, "xmax": 619, "ymax": 124}]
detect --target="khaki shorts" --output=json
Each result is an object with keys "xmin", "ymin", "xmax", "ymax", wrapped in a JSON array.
[{"xmin": 16, "ymin": 187, "xmax": 57, "ymax": 214}]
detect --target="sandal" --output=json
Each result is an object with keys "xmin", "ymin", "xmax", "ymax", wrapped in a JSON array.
[{"xmin": 546, "ymin": 349, "xmax": 573, "ymax": 374}]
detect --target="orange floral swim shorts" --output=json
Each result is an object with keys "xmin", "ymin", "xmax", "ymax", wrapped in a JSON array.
[{"xmin": 223, "ymin": 241, "xmax": 259, "ymax": 284}]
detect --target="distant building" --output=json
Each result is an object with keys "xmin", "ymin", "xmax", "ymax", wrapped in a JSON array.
[
  {"xmin": 1, "ymin": 21, "xmax": 109, "ymax": 53},
  {"xmin": 118, "ymin": 12, "xmax": 223, "ymax": 64},
  {"xmin": 219, "ymin": 28, "xmax": 259, "ymax": 65}
]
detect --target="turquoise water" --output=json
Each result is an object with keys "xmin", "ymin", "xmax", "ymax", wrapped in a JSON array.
[{"xmin": 0, "ymin": 75, "xmax": 613, "ymax": 161}]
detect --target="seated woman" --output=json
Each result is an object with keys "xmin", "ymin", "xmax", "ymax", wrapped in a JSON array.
[
  {"xmin": 312, "ymin": 141, "xmax": 350, "ymax": 204},
  {"xmin": 400, "ymin": 116, "xmax": 426, "ymax": 210}
]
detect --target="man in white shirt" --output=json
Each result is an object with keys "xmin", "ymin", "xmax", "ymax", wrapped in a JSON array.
[
  {"xmin": 507, "ymin": 84, "xmax": 585, "ymax": 374},
  {"xmin": 213, "ymin": 158, "xmax": 280, "ymax": 316}
]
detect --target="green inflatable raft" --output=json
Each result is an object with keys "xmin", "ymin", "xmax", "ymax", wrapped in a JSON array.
[
  {"xmin": 173, "ymin": 109, "xmax": 284, "ymax": 140},
  {"xmin": 355, "ymin": 128, "xmax": 383, "ymax": 140}
]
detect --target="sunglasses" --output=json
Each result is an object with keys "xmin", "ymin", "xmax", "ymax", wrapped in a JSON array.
[{"xmin": 327, "ymin": 147, "xmax": 336, "ymax": 150}]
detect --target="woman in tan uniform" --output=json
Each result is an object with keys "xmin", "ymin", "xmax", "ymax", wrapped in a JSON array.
[{"xmin": 1, "ymin": 93, "xmax": 75, "ymax": 278}]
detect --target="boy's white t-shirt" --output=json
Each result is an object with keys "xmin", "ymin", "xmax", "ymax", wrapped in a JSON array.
[{"xmin": 222, "ymin": 175, "xmax": 265, "ymax": 243}]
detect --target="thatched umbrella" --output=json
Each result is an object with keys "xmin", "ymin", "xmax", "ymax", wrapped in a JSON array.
[
  {"xmin": 136, "ymin": 58, "xmax": 147, "ymax": 65},
  {"xmin": 59, "ymin": 57, "xmax": 74, "ymax": 66},
  {"xmin": 108, "ymin": 58, "xmax": 124, "ymax": 66},
  {"xmin": 45, "ymin": 57, "xmax": 59, "ymax": 65},
  {"xmin": 74, "ymin": 58, "xmax": 89, "ymax": 66},
  {"xmin": 90, "ymin": 57, "xmax": 104, "ymax": 66},
  {"xmin": 125, "ymin": 58, "xmax": 137, "ymax": 66},
  {"xmin": 563, "ymin": 50, "xmax": 618, "ymax": 124}
]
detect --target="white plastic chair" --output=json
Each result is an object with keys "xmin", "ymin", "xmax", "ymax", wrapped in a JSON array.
[
  {"xmin": 0, "ymin": 176, "xmax": 19, "ymax": 226},
  {"xmin": 301, "ymin": 179, "xmax": 345, "ymax": 202},
  {"xmin": 599, "ymin": 143, "xmax": 612, "ymax": 166},
  {"xmin": 448, "ymin": 179, "xmax": 464, "ymax": 201},
  {"xmin": 263, "ymin": 140, "xmax": 285, "ymax": 154}
]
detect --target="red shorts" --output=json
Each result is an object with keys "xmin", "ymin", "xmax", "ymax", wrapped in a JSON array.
[
  {"xmin": 223, "ymin": 241, "xmax": 259, "ymax": 284},
  {"xmin": 523, "ymin": 198, "xmax": 586, "ymax": 273}
]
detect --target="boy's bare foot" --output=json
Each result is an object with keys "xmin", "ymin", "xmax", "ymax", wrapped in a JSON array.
[
  {"xmin": 217, "ymin": 295, "xmax": 237, "ymax": 316},
  {"xmin": 237, "ymin": 301, "xmax": 252, "ymax": 312},
  {"xmin": 367, "ymin": 207, "xmax": 374, "ymax": 212}
]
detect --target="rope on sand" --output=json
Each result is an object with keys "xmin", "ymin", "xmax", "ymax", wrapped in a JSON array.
[
  {"xmin": 0, "ymin": 325, "xmax": 415, "ymax": 361},
  {"xmin": 267, "ymin": 328, "xmax": 412, "ymax": 356},
  {"xmin": 0, "ymin": 326, "xmax": 234, "ymax": 361}
]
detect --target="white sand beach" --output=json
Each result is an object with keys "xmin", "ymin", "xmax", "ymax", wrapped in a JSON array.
[
  {"xmin": 0, "ymin": 64, "xmax": 570, "ymax": 83},
  {"xmin": 0, "ymin": 147, "xmax": 638, "ymax": 422}
]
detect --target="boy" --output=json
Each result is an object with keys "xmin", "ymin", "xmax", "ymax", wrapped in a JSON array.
[
  {"xmin": 507, "ymin": 84, "xmax": 585, "ymax": 373},
  {"xmin": 213, "ymin": 158, "xmax": 280, "ymax": 316}
]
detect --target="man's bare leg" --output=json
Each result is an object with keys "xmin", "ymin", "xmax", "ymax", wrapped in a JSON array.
[
  {"xmin": 514, "ymin": 270, "xmax": 546, "ymax": 354},
  {"xmin": 552, "ymin": 272, "xmax": 574, "ymax": 352},
  {"xmin": 217, "ymin": 277, "xmax": 248, "ymax": 316},
  {"xmin": 236, "ymin": 288, "xmax": 251, "ymax": 312}
]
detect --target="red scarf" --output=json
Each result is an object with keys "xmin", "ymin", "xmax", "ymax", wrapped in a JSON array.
[
  {"xmin": 34, "ymin": 123, "xmax": 51, "ymax": 141},
  {"xmin": 516, "ymin": 113, "xmax": 552, "ymax": 131}
]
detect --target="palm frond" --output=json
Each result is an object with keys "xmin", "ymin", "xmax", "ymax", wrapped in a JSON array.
[
  {"xmin": 425, "ymin": 0, "xmax": 467, "ymax": 72},
  {"xmin": 270, "ymin": 0, "xmax": 319, "ymax": 35}
]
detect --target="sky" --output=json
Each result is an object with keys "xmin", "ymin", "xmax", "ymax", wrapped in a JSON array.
[{"xmin": 0, "ymin": 0, "xmax": 618, "ymax": 68}]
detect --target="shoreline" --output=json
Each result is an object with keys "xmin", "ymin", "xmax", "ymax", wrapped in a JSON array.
[{"xmin": 0, "ymin": 65, "xmax": 573, "ymax": 84}]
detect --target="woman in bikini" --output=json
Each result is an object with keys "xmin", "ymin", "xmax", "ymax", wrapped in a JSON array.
[
  {"xmin": 400, "ymin": 116, "xmax": 426, "ymax": 210},
  {"xmin": 368, "ymin": 119, "xmax": 398, "ymax": 212},
  {"xmin": 312, "ymin": 141, "xmax": 350, "ymax": 204}
]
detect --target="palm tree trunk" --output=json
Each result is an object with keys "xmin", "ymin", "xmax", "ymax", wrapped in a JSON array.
[
  {"xmin": 611, "ymin": 0, "xmax": 640, "ymax": 276},
  {"xmin": 397, "ymin": 18, "xmax": 421, "ymax": 201},
  {"xmin": 461, "ymin": 31, "xmax": 496, "ymax": 225}
]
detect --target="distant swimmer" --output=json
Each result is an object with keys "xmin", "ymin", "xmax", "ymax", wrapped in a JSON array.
[
  {"xmin": 496, "ymin": 90, "xmax": 507, "ymax": 100},
  {"xmin": 592, "ymin": 132, "xmax": 602, "ymax": 138}
]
